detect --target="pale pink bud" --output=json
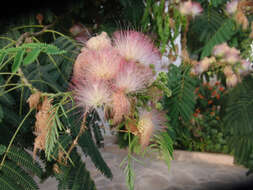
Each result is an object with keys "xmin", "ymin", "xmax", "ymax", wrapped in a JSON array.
[
  {"xmin": 113, "ymin": 30, "xmax": 161, "ymax": 67},
  {"xmin": 226, "ymin": 0, "xmax": 238, "ymax": 15},
  {"xmin": 226, "ymin": 74, "xmax": 238, "ymax": 87},
  {"xmin": 86, "ymin": 32, "xmax": 112, "ymax": 50}
]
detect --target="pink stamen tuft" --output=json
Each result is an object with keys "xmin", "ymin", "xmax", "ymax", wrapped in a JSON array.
[
  {"xmin": 113, "ymin": 30, "xmax": 161, "ymax": 67},
  {"xmin": 137, "ymin": 109, "xmax": 166, "ymax": 148},
  {"xmin": 114, "ymin": 61, "xmax": 154, "ymax": 93}
]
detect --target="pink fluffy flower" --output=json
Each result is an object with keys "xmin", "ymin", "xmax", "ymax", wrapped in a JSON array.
[
  {"xmin": 114, "ymin": 61, "xmax": 154, "ymax": 93},
  {"xmin": 224, "ymin": 47, "xmax": 240, "ymax": 64},
  {"xmin": 223, "ymin": 66, "xmax": 234, "ymax": 77},
  {"xmin": 137, "ymin": 109, "xmax": 166, "ymax": 148},
  {"xmin": 212, "ymin": 43, "xmax": 230, "ymax": 57},
  {"xmin": 179, "ymin": 1, "xmax": 203, "ymax": 18},
  {"xmin": 226, "ymin": 73, "xmax": 238, "ymax": 87},
  {"xmin": 113, "ymin": 30, "xmax": 161, "ymax": 67},
  {"xmin": 74, "ymin": 80, "xmax": 111, "ymax": 110},
  {"xmin": 226, "ymin": 0, "xmax": 238, "ymax": 15},
  {"xmin": 82, "ymin": 48, "xmax": 122, "ymax": 81}
]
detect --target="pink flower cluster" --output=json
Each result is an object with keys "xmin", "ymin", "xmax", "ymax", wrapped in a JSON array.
[
  {"xmin": 226, "ymin": 0, "xmax": 238, "ymax": 15},
  {"xmin": 70, "ymin": 30, "xmax": 164, "ymax": 147},
  {"xmin": 191, "ymin": 42, "xmax": 251, "ymax": 88},
  {"xmin": 179, "ymin": 0, "xmax": 203, "ymax": 18}
]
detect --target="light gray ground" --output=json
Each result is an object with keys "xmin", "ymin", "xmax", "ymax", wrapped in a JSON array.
[{"xmin": 38, "ymin": 139, "xmax": 253, "ymax": 190}]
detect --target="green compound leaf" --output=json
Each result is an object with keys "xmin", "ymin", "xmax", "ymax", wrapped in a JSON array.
[
  {"xmin": 11, "ymin": 49, "xmax": 25, "ymax": 73},
  {"xmin": 23, "ymin": 48, "xmax": 41, "ymax": 66}
]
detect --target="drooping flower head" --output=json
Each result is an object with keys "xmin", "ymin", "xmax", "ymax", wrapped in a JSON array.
[
  {"xmin": 226, "ymin": 0, "xmax": 238, "ymax": 15},
  {"xmin": 113, "ymin": 30, "xmax": 161, "ymax": 67},
  {"xmin": 111, "ymin": 90, "xmax": 131, "ymax": 124},
  {"xmin": 114, "ymin": 61, "xmax": 154, "ymax": 93},
  {"xmin": 74, "ymin": 80, "xmax": 111, "ymax": 110},
  {"xmin": 179, "ymin": 1, "xmax": 203, "ymax": 18},
  {"xmin": 85, "ymin": 31, "xmax": 112, "ymax": 50},
  {"xmin": 83, "ymin": 48, "xmax": 122, "ymax": 80},
  {"xmin": 137, "ymin": 109, "xmax": 166, "ymax": 147}
]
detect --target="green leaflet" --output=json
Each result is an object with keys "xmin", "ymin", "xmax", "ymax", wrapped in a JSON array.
[
  {"xmin": 200, "ymin": 19, "xmax": 236, "ymax": 59},
  {"xmin": 0, "ymin": 52, "xmax": 7, "ymax": 66},
  {"xmin": 23, "ymin": 48, "xmax": 41, "ymax": 65},
  {"xmin": 1, "ymin": 161, "xmax": 39, "ymax": 190},
  {"xmin": 6, "ymin": 147, "xmax": 43, "ymax": 178},
  {"xmin": 11, "ymin": 49, "xmax": 25, "ymax": 73},
  {"xmin": 0, "ymin": 145, "xmax": 6, "ymax": 155},
  {"xmin": 0, "ymin": 174, "xmax": 21, "ymax": 190}
]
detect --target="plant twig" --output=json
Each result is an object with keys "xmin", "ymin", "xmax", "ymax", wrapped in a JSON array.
[{"xmin": 64, "ymin": 111, "xmax": 88, "ymax": 164}]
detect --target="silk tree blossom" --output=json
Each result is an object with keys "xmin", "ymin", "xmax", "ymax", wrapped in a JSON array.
[
  {"xmin": 212, "ymin": 43, "xmax": 230, "ymax": 57},
  {"xmin": 74, "ymin": 80, "xmax": 111, "ymax": 110},
  {"xmin": 226, "ymin": 0, "xmax": 238, "ymax": 15},
  {"xmin": 137, "ymin": 109, "xmax": 166, "ymax": 147},
  {"xmin": 85, "ymin": 31, "xmax": 112, "ymax": 50},
  {"xmin": 72, "ymin": 49, "xmax": 89, "ymax": 78},
  {"xmin": 179, "ymin": 1, "xmax": 203, "ymax": 18},
  {"xmin": 224, "ymin": 47, "xmax": 240, "ymax": 64},
  {"xmin": 223, "ymin": 66, "xmax": 234, "ymax": 77},
  {"xmin": 226, "ymin": 73, "xmax": 238, "ymax": 87},
  {"xmin": 83, "ymin": 48, "xmax": 122, "ymax": 80},
  {"xmin": 113, "ymin": 30, "xmax": 161, "ymax": 67},
  {"xmin": 111, "ymin": 90, "xmax": 131, "ymax": 124},
  {"xmin": 114, "ymin": 61, "xmax": 154, "ymax": 93},
  {"xmin": 239, "ymin": 59, "xmax": 253, "ymax": 75}
]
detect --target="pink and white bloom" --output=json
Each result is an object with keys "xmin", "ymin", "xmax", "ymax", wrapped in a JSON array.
[
  {"xmin": 114, "ymin": 61, "xmax": 154, "ymax": 93},
  {"xmin": 239, "ymin": 59, "xmax": 252, "ymax": 75},
  {"xmin": 226, "ymin": 0, "xmax": 238, "ymax": 15},
  {"xmin": 224, "ymin": 47, "xmax": 240, "ymax": 64},
  {"xmin": 74, "ymin": 80, "xmax": 112, "ymax": 110},
  {"xmin": 179, "ymin": 1, "xmax": 203, "ymax": 18},
  {"xmin": 83, "ymin": 48, "xmax": 122, "ymax": 80},
  {"xmin": 212, "ymin": 43, "xmax": 230, "ymax": 57},
  {"xmin": 113, "ymin": 30, "xmax": 161, "ymax": 67},
  {"xmin": 137, "ymin": 109, "xmax": 166, "ymax": 147}
]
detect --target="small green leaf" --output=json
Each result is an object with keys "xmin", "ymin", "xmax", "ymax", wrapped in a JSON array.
[
  {"xmin": 0, "ymin": 105, "xmax": 3, "ymax": 123},
  {"xmin": 11, "ymin": 49, "xmax": 25, "ymax": 73},
  {"xmin": 0, "ymin": 144, "xmax": 6, "ymax": 155},
  {"xmin": 23, "ymin": 48, "xmax": 41, "ymax": 65},
  {"xmin": 0, "ymin": 52, "xmax": 7, "ymax": 66}
]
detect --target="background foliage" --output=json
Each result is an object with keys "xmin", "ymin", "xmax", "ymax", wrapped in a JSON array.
[{"xmin": 1, "ymin": 0, "xmax": 253, "ymax": 190}]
